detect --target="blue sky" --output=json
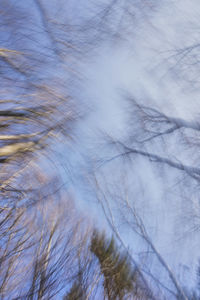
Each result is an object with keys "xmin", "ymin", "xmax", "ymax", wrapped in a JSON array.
[
  {"xmin": 2, "ymin": 0, "xmax": 200, "ymax": 298},
  {"xmin": 68, "ymin": 0, "xmax": 200, "ymax": 295}
]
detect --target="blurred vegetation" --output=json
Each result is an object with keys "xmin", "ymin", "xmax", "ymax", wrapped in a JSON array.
[
  {"xmin": 0, "ymin": 1, "xmax": 150, "ymax": 299},
  {"xmin": 0, "ymin": 1, "xmax": 199, "ymax": 299}
]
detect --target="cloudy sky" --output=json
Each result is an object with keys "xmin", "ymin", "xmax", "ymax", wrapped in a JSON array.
[
  {"xmin": 2, "ymin": 0, "xmax": 200, "ymax": 298},
  {"xmin": 68, "ymin": 0, "xmax": 200, "ymax": 295}
]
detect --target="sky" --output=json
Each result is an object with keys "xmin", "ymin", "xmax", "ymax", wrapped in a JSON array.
[
  {"xmin": 66, "ymin": 0, "xmax": 200, "ymax": 296},
  {"xmin": 2, "ymin": 0, "xmax": 200, "ymax": 298}
]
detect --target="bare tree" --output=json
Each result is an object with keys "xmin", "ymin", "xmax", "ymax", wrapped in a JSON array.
[
  {"xmin": 2, "ymin": 1, "xmax": 197, "ymax": 299},
  {"xmin": 0, "ymin": 1, "xmax": 88, "ymax": 298},
  {"xmin": 91, "ymin": 88, "xmax": 200, "ymax": 299}
]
